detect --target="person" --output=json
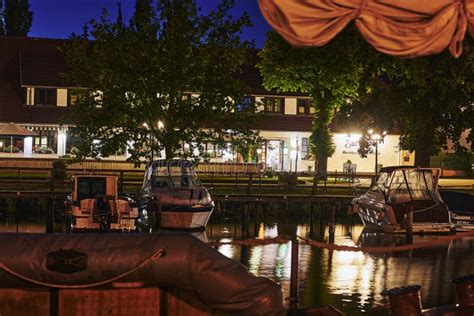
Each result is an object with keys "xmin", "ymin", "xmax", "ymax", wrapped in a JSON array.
[{"xmin": 95, "ymin": 195, "xmax": 111, "ymax": 232}]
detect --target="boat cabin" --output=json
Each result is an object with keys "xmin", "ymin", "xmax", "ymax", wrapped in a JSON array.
[
  {"xmin": 66, "ymin": 175, "xmax": 138, "ymax": 232},
  {"xmin": 374, "ymin": 167, "xmax": 443, "ymax": 205}
]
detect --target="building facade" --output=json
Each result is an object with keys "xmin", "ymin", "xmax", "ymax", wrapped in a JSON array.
[{"xmin": 0, "ymin": 37, "xmax": 413, "ymax": 172}]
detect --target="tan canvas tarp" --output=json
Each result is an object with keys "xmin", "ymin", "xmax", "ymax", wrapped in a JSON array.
[
  {"xmin": 258, "ymin": 0, "xmax": 474, "ymax": 57},
  {"xmin": 0, "ymin": 233, "xmax": 284, "ymax": 315}
]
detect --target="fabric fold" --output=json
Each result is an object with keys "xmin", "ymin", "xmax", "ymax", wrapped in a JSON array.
[{"xmin": 258, "ymin": 0, "xmax": 474, "ymax": 57}]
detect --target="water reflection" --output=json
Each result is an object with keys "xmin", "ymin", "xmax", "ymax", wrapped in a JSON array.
[
  {"xmin": 2, "ymin": 200, "xmax": 473, "ymax": 315},
  {"xmin": 207, "ymin": 221, "xmax": 474, "ymax": 315}
]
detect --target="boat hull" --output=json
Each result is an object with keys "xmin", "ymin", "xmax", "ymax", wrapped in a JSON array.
[
  {"xmin": 356, "ymin": 203, "xmax": 454, "ymax": 234},
  {"xmin": 160, "ymin": 207, "xmax": 213, "ymax": 231}
]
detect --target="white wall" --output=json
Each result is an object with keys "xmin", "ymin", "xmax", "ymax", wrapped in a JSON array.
[
  {"xmin": 57, "ymin": 89, "xmax": 68, "ymax": 107},
  {"xmin": 328, "ymin": 134, "xmax": 401, "ymax": 173},
  {"xmin": 284, "ymin": 98, "xmax": 297, "ymax": 115}
]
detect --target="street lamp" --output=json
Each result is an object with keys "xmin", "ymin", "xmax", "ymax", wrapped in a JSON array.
[
  {"xmin": 256, "ymin": 148, "xmax": 262, "ymax": 164},
  {"xmin": 368, "ymin": 129, "xmax": 387, "ymax": 176}
]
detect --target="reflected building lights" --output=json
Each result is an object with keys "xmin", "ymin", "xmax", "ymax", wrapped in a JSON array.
[{"xmin": 217, "ymin": 238, "xmax": 234, "ymax": 259}]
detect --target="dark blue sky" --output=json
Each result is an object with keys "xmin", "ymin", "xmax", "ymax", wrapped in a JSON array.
[{"xmin": 29, "ymin": 0, "xmax": 271, "ymax": 47}]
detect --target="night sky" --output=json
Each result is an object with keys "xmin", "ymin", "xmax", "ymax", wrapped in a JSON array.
[{"xmin": 28, "ymin": 0, "xmax": 271, "ymax": 47}]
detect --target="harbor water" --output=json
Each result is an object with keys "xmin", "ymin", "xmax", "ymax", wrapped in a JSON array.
[{"xmin": 1, "ymin": 198, "xmax": 473, "ymax": 315}]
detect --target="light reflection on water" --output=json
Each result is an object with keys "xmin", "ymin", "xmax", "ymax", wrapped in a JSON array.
[
  {"xmin": 1, "ymin": 209, "xmax": 473, "ymax": 315},
  {"xmin": 208, "ymin": 222, "xmax": 474, "ymax": 315}
]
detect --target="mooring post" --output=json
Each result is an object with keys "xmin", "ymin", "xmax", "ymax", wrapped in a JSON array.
[
  {"xmin": 119, "ymin": 170, "xmax": 124, "ymax": 194},
  {"xmin": 319, "ymin": 203, "xmax": 326, "ymax": 240},
  {"xmin": 406, "ymin": 205, "xmax": 413, "ymax": 240},
  {"xmin": 45, "ymin": 195, "xmax": 54, "ymax": 233},
  {"xmin": 329, "ymin": 205, "xmax": 336, "ymax": 243},
  {"xmin": 289, "ymin": 236, "xmax": 299, "ymax": 313},
  {"xmin": 253, "ymin": 201, "xmax": 259, "ymax": 237},
  {"xmin": 246, "ymin": 173, "xmax": 253, "ymax": 194},
  {"xmin": 241, "ymin": 202, "xmax": 249, "ymax": 239}
]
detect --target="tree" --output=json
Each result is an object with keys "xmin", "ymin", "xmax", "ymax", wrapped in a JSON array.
[
  {"xmin": 0, "ymin": 1, "xmax": 4, "ymax": 34},
  {"xmin": 258, "ymin": 26, "xmax": 379, "ymax": 175},
  {"xmin": 0, "ymin": 0, "xmax": 33, "ymax": 36},
  {"xmin": 338, "ymin": 38, "xmax": 474, "ymax": 167},
  {"xmin": 64, "ymin": 0, "xmax": 259, "ymax": 163}
]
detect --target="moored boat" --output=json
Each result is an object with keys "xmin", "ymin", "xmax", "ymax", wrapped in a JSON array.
[
  {"xmin": 65, "ymin": 175, "xmax": 138, "ymax": 232},
  {"xmin": 349, "ymin": 166, "xmax": 454, "ymax": 234},
  {"xmin": 136, "ymin": 159, "xmax": 214, "ymax": 231},
  {"xmin": 440, "ymin": 190, "xmax": 474, "ymax": 231}
]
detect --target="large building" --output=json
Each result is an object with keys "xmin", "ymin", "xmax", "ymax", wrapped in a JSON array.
[{"xmin": 0, "ymin": 37, "xmax": 414, "ymax": 172}]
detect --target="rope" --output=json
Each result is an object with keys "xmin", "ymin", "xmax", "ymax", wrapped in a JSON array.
[
  {"xmin": 208, "ymin": 231, "xmax": 474, "ymax": 254},
  {"xmin": 299, "ymin": 231, "xmax": 474, "ymax": 253},
  {"xmin": 207, "ymin": 236, "xmax": 291, "ymax": 247},
  {"xmin": 0, "ymin": 249, "xmax": 165, "ymax": 289}
]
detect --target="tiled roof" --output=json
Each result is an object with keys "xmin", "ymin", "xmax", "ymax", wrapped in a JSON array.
[{"xmin": 0, "ymin": 36, "xmax": 309, "ymax": 127}]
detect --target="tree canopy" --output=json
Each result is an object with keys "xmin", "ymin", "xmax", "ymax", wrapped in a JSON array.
[
  {"xmin": 64, "ymin": 0, "xmax": 260, "ymax": 163},
  {"xmin": 338, "ymin": 38, "xmax": 474, "ymax": 167},
  {"xmin": 0, "ymin": 0, "xmax": 33, "ymax": 36},
  {"xmin": 258, "ymin": 26, "xmax": 380, "ymax": 174}
]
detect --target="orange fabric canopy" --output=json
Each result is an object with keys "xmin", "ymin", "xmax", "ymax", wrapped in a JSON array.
[{"xmin": 258, "ymin": 0, "xmax": 474, "ymax": 57}]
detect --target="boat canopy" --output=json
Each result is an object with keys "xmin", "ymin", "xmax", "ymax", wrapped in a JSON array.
[
  {"xmin": 375, "ymin": 168, "xmax": 443, "ymax": 204},
  {"xmin": 142, "ymin": 160, "xmax": 202, "ymax": 189}
]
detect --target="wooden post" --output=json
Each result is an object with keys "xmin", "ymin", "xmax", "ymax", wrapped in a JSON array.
[
  {"xmin": 289, "ymin": 237, "xmax": 299, "ymax": 312},
  {"xmin": 319, "ymin": 204, "xmax": 325, "ymax": 240},
  {"xmin": 119, "ymin": 171, "xmax": 124, "ymax": 194},
  {"xmin": 328, "ymin": 205, "xmax": 336, "ymax": 243},
  {"xmin": 246, "ymin": 174, "xmax": 253, "ymax": 194},
  {"xmin": 45, "ymin": 196, "xmax": 54, "ymax": 233},
  {"xmin": 241, "ymin": 202, "xmax": 249, "ymax": 239},
  {"xmin": 406, "ymin": 205, "xmax": 413, "ymax": 240},
  {"xmin": 253, "ymin": 201, "xmax": 259, "ymax": 237}
]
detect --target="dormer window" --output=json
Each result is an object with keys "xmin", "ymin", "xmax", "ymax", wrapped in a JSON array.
[
  {"xmin": 297, "ymin": 99, "xmax": 314, "ymax": 115},
  {"xmin": 35, "ymin": 88, "xmax": 57, "ymax": 106},
  {"xmin": 263, "ymin": 97, "xmax": 284, "ymax": 113}
]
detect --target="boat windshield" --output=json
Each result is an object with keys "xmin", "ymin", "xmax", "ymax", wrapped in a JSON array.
[
  {"xmin": 152, "ymin": 165, "xmax": 202, "ymax": 188},
  {"xmin": 370, "ymin": 172, "xmax": 390, "ymax": 192},
  {"xmin": 387, "ymin": 169, "xmax": 439, "ymax": 204},
  {"xmin": 76, "ymin": 177, "xmax": 107, "ymax": 200}
]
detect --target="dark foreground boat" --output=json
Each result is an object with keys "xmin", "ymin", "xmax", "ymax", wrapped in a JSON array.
[
  {"xmin": 0, "ymin": 233, "xmax": 284, "ymax": 315},
  {"xmin": 137, "ymin": 160, "xmax": 214, "ymax": 231},
  {"xmin": 349, "ymin": 167, "xmax": 453, "ymax": 234},
  {"xmin": 440, "ymin": 190, "xmax": 474, "ymax": 231}
]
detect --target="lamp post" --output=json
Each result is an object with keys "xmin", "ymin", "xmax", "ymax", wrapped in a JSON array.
[
  {"xmin": 368, "ymin": 129, "xmax": 387, "ymax": 176},
  {"xmin": 256, "ymin": 148, "xmax": 262, "ymax": 164}
]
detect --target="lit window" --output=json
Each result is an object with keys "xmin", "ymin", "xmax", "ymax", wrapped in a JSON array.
[
  {"xmin": 297, "ymin": 99, "xmax": 314, "ymax": 115},
  {"xmin": 301, "ymin": 138, "xmax": 309, "ymax": 159},
  {"xmin": 68, "ymin": 90, "xmax": 79, "ymax": 106},
  {"xmin": 263, "ymin": 97, "xmax": 284, "ymax": 113}
]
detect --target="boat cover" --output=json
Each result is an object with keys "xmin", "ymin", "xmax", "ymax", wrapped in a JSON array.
[{"xmin": 0, "ymin": 233, "xmax": 284, "ymax": 315}]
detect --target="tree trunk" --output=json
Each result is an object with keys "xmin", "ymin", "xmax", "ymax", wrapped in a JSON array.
[
  {"xmin": 414, "ymin": 135, "xmax": 432, "ymax": 167},
  {"xmin": 165, "ymin": 145, "xmax": 173, "ymax": 161},
  {"xmin": 316, "ymin": 155, "xmax": 328, "ymax": 178}
]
